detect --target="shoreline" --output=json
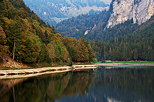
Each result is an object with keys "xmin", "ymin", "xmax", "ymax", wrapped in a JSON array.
[
  {"xmin": 0, "ymin": 65, "xmax": 97, "ymax": 79},
  {"xmin": 0, "ymin": 63, "xmax": 154, "ymax": 79},
  {"xmin": 96, "ymin": 63, "xmax": 154, "ymax": 67}
]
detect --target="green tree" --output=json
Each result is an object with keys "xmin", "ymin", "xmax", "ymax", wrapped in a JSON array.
[
  {"xmin": 15, "ymin": 32, "xmax": 43, "ymax": 63},
  {"xmin": 0, "ymin": 26, "xmax": 8, "ymax": 59},
  {"xmin": 47, "ymin": 40, "xmax": 70, "ymax": 65}
]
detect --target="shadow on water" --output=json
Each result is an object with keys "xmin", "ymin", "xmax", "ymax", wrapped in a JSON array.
[{"xmin": 0, "ymin": 66, "xmax": 154, "ymax": 102}]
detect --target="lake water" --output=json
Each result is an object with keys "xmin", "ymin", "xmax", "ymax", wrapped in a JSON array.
[{"xmin": 0, "ymin": 66, "xmax": 154, "ymax": 102}]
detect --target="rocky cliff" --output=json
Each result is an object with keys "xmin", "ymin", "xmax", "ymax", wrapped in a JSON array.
[{"xmin": 107, "ymin": 0, "xmax": 154, "ymax": 28}]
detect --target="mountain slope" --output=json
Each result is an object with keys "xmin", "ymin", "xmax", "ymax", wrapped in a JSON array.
[
  {"xmin": 56, "ymin": 0, "xmax": 154, "ymax": 41},
  {"xmin": 56, "ymin": 11, "xmax": 110, "ymax": 36},
  {"xmin": 0, "ymin": 0, "xmax": 95, "ymax": 67},
  {"xmin": 92, "ymin": 16, "xmax": 154, "ymax": 61},
  {"xmin": 23, "ymin": 0, "xmax": 109, "ymax": 26}
]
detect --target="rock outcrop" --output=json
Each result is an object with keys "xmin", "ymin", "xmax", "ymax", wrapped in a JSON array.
[{"xmin": 107, "ymin": 0, "xmax": 154, "ymax": 28}]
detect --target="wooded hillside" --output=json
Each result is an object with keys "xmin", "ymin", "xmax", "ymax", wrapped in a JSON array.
[{"xmin": 0, "ymin": 0, "xmax": 95, "ymax": 66}]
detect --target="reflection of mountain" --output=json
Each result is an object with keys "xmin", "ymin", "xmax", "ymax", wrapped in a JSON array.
[
  {"xmin": 56, "ymin": 68, "xmax": 154, "ymax": 102},
  {"xmin": 92, "ymin": 67, "xmax": 154, "ymax": 102}
]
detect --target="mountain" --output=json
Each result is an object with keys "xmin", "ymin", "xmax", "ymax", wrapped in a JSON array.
[
  {"xmin": 23, "ymin": 0, "xmax": 109, "ymax": 26},
  {"xmin": 56, "ymin": 0, "xmax": 154, "ymax": 41},
  {"xmin": 0, "ymin": 0, "xmax": 95, "ymax": 67},
  {"xmin": 92, "ymin": 16, "xmax": 154, "ymax": 61},
  {"xmin": 55, "ymin": 11, "xmax": 110, "ymax": 37},
  {"xmin": 107, "ymin": 0, "xmax": 154, "ymax": 28},
  {"xmin": 54, "ymin": 0, "xmax": 154, "ymax": 61}
]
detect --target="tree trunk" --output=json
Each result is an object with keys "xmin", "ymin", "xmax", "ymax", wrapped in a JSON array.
[
  {"xmin": 13, "ymin": 87, "xmax": 16, "ymax": 102},
  {"xmin": 13, "ymin": 41, "xmax": 16, "ymax": 60}
]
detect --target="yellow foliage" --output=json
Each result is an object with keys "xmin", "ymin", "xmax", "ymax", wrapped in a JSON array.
[
  {"xmin": 47, "ymin": 43, "xmax": 56, "ymax": 60},
  {"xmin": 2, "ymin": 17, "xmax": 15, "ymax": 24}
]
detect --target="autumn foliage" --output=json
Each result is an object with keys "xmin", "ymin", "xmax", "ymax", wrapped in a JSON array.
[{"xmin": 0, "ymin": 0, "xmax": 95, "ymax": 65}]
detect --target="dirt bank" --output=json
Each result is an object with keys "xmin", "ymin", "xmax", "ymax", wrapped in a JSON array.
[{"xmin": 0, "ymin": 56, "xmax": 31, "ymax": 69}]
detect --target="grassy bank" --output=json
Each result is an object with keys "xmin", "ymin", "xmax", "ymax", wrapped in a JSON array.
[
  {"xmin": 93, "ymin": 61, "xmax": 154, "ymax": 64},
  {"xmin": 112, "ymin": 61, "xmax": 154, "ymax": 63}
]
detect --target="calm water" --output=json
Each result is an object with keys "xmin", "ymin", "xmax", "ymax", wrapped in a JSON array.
[{"xmin": 0, "ymin": 66, "xmax": 154, "ymax": 102}]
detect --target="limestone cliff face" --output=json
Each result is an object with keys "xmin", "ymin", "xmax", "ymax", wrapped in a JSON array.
[{"xmin": 107, "ymin": 0, "xmax": 154, "ymax": 28}]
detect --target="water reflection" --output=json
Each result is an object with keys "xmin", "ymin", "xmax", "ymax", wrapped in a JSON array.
[
  {"xmin": 92, "ymin": 67, "xmax": 154, "ymax": 102},
  {"xmin": 0, "ymin": 67, "xmax": 154, "ymax": 102},
  {"xmin": 0, "ymin": 71, "xmax": 95, "ymax": 102}
]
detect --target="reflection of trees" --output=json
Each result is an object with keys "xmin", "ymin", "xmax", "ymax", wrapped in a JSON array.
[
  {"xmin": 0, "ymin": 79, "xmax": 26, "ymax": 102},
  {"xmin": 0, "ymin": 79, "xmax": 25, "ymax": 94},
  {"xmin": 0, "ymin": 71, "xmax": 96, "ymax": 102},
  {"xmin": 46, "ymin": 73, "xmax": 72, "ymax": 102},
  {"xmin": 46, "ymin": 71, "xmax": 95, "ymax": 102},
  {"xmin": 14, "ymin": 76, "xmax": 49, "ymax": 102},
  {"xmin": 63, "ymin": 72, "xmax": 95, "ymax": 96},
  {"xmin": 94, "ymin": 68, "xmax": 154, "ymax": 102},
  {"xmin": 1, "ymin": 68, "xmax": 154, "ymax": 102}
]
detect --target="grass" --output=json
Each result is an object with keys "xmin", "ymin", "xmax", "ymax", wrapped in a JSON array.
[
  {"xmin": 104, "ymin": 66, "xmax": 154, "ymax": 69},
  {"xmin": 112, "ymin": 61, "xmax": 154, "ymax": 63},
  {"xmin": 93, "ymin": 61, "xmax": 154, "ymax": 64}
]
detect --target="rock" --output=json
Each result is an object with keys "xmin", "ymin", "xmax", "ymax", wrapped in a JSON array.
[{"xmin": 107, "ymin": 0, "xmax": 154, "ymax": 28}]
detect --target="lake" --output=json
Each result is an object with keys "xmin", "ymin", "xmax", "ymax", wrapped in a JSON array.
[{"xmin": 0, "ymin": 66, "xmax": 154, "ymax": 102}]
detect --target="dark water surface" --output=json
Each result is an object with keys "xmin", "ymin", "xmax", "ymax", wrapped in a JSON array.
[{"xmin": 0, "ymin": 66, "xmax": 154, "ymax": 102}]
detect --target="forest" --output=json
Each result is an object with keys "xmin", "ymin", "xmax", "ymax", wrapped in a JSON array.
[
  {"xmin": 0, "ymin": 0, "xmax": 153, "ymax": 66},
  {"xmin": 55, "ymin": 3, "xmax": 154, "ymax": 62},
  {"xmin": 92, "ymin": 16, "xmax": 154, "ymax": 61},
  {"xmin": 56, "ymin": 12, "xmax": 154, "ymax": 61},
  {"xmin": 0, "ymin": 0, "xmax": 96, "ymax": 66}
]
